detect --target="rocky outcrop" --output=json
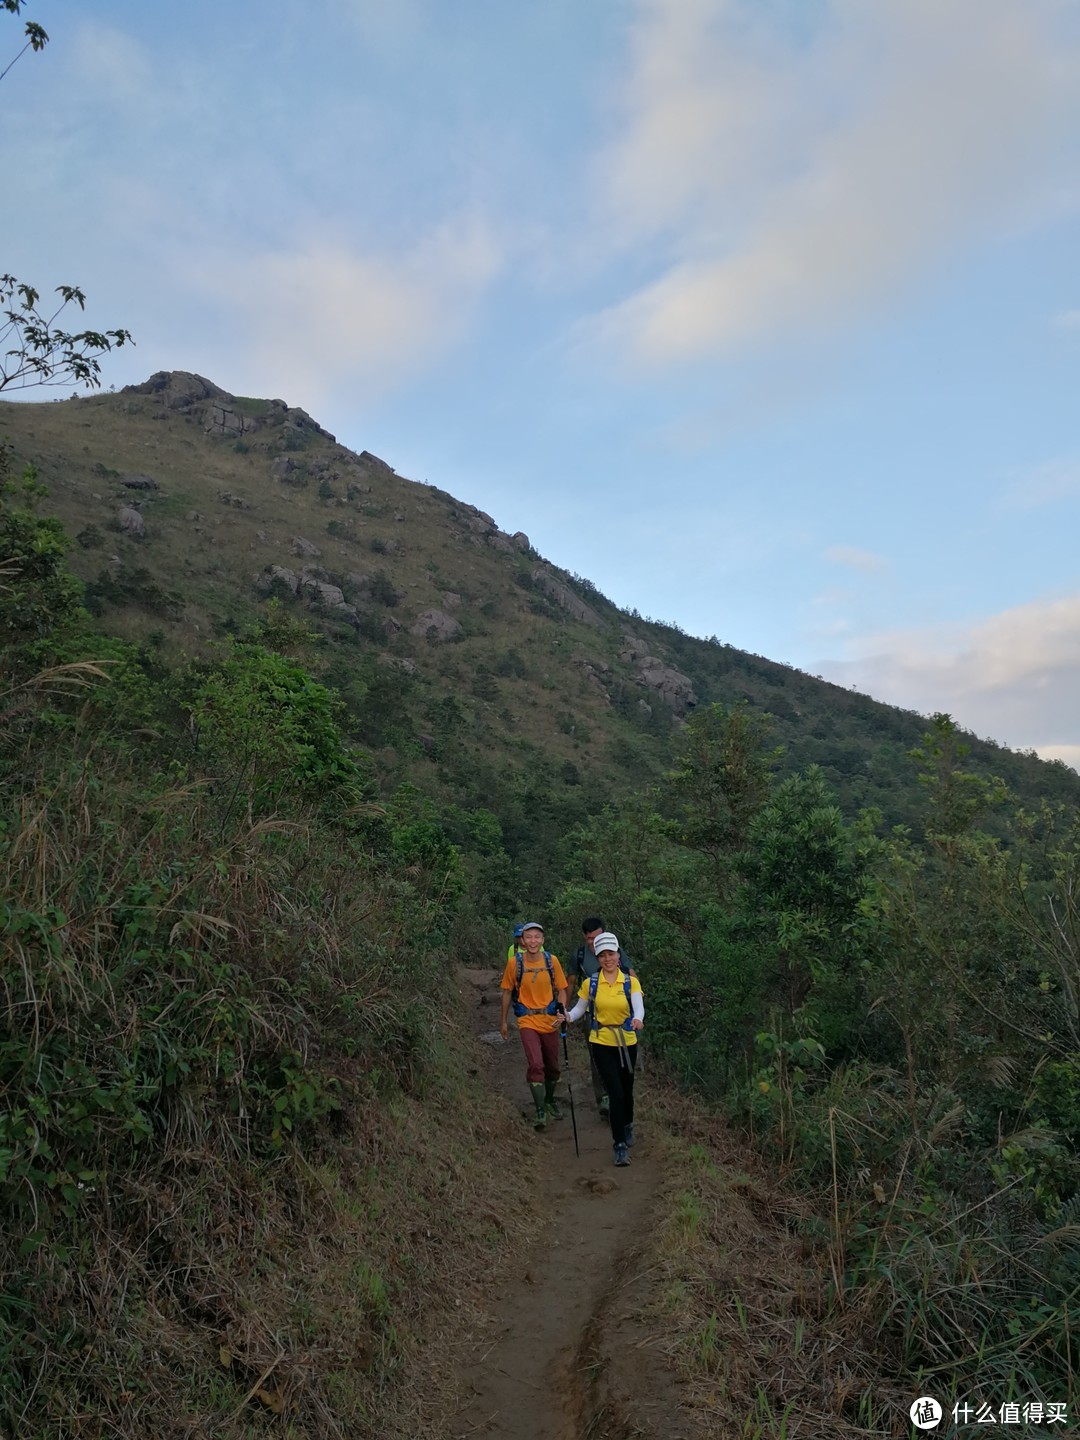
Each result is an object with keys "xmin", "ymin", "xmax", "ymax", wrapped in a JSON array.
[
  {"xmin": 410, "ymin": 608, "xmax": 462, "ymax": 640},
  {"xmin": 261, "ymin": 566, "xmax": 300, "ymax": 595},
  {"xmin": 530, "ymin": 568, "xmax": 603, "ymax": 627},
  {"xmin": 124, "ymin": 371, "xmax": 231, "ymax": 411},
  {"xmin": 255, "ymin": 566, "xmax": 357, "ymax": 624},
  {"xmin": 291, "ymin": 536, "xmax": 321, "ymax": 558},
  {"xmin": 117, "ymin": 506, "xmax": 145, "ymax": 537},
  {"xmin": 619, "ymin": 639, "xmax": 698, "ymax": 714},
  {"xmin": 359, "ymin": 450, "xmax": 395, "ymax": 474},
  {"xmin": 278, "ymin": 405, "xmax": 334, "ymax": 448},
  {"xmin": 511, "ymin": 532, "xmax": 530, "ymax": 552},
  {"xmin": 121, "ymin": 473, "xmax": 158, "ymax": 491},
  {"xmin": 218, "ymin": 491, "xmax": 252, "ymax": 509},
  {"xmin": 300, "ymin": 575, "xmax": 346, "ymax": 608},
  {"xmin": 577, "ymin": 658, "xmax": 613, "ymax": 703},
  {"xmin": 206, "ymin": 404, "xmax": 257, "ymax": 438}
]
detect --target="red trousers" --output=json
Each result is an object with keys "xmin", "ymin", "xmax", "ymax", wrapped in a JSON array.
[{"xmin": 519, "ymin": 1027, "xmax": 560, "ymax": 1083}]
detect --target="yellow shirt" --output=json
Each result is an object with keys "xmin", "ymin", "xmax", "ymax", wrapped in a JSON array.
[
  {"xmin": 502, "ymin": 952, "xmax": 567, "ymax": 1033},
  {"xmin": 579, "ymin": 971, "xmax": 643, "ymax": 1047}
]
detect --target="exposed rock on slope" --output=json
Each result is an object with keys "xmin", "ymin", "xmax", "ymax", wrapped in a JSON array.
[
  {"xmin": 117, "ymin": 505, "xmax": 145, "ymax": 537},
  {"xmin": 410, "ymin": 608, "xmax": 462, "ymax": 640},
  {"xmin": 620, "ymin": 637, "xmax": 698, "ymax": 713},
  {"xmin": 531, "ymin": 567, "xmax": 604, "ymax": 627}
]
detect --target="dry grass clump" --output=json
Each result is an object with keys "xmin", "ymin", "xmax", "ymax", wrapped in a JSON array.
[{"xmin": 630, "ymin": 1085, "xmax": 911, "ymax": 1438}]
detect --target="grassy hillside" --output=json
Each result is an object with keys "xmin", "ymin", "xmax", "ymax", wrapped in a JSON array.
[
  {"xmin": 5, "ymin": 373, "xmax": 1080, "ymax": 1425},
  {"xmin": 2, "ymin": 372, "xmax": 1077, "ymax": 868}
]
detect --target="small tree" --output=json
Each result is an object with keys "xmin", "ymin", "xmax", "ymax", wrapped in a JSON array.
[{"xmin": 1, "ymin": 275, "xmax": 134, "ymax": 393}]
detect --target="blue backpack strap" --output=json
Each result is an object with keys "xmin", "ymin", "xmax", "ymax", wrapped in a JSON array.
[
  {"xmin": 543, "ymin": 950, "xmax": 560, "ymax": 1014},
  {"xmin": 589, "ymin": 970, "xmax": 634, "ymax": 1032}
]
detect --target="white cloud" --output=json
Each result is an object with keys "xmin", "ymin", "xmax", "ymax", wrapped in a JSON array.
[
  {"xmin": 1053, "ymin": 309, "xmax": 1080, "ymax": 330},
  {"xmin": 68, "ymin": 21, "xmax": 156, "ymax": 107},
  {"xmin": 999, "ymin": 457, "xmax": 1080, "ymax": 510},
  {"xmin": 591, "ymin": 0, "xmax": 1080, "ymax": 366},
  {"xmin": 819, "ymin": 592, "xmax": 1080, "ymax": 751},
  {"xmin": 186, "ymin": 217, "xmax": 500, "ymax": 410},
  {"xmin": 825, "ymin": 545, "xmax": 888, "ymax": 573}
]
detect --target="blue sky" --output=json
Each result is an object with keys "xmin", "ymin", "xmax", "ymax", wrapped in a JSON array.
[{"xmin": 6, "ymin": 0, "xmax": 1080, "ymax": 763}]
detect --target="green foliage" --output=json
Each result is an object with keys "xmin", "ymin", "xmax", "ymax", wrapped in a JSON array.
[
  {"xmin": 368, "ymin": 570, "xmax": 398, "ymax": 606},
  {"xmin": 0, "ymin": 491, "xmax": 486, "ymax": 1432},
  {"xmin": 557, "ymin": 703, "xmax": 1080, "ymax": 1400},
  {"xmin": 0, "ymin": 274, "xmax": 132, "ymax": 393},
  {"xmin": 0, "ymin": 462, "xmax": 85, "ymax": 674},
  {"xmin": 669, "ymin": 702, "xmax": 780, "ymax": 892},
  {"xmin": 84, "ymin": 563, "xmax": 184, "ymax": 619},
  {"xmin": 184, "ymin": 642, "xmax": 368, "ymax": 803}
]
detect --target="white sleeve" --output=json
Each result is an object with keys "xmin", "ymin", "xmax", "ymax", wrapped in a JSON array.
[
  {"xmin": 566, "ymin": 997, "xmax": 588, "ymax": 1022},
  {"xmin": 631, "ymin": 991, "xmax": 644, "ymax": 1021}
]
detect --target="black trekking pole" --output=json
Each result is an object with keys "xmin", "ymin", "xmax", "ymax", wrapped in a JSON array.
[{"xmin": 559, "ymin": 1019, "xmax": 580, "ymax": 1158}]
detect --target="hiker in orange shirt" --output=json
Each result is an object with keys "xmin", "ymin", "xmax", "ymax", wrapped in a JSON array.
[{"xmin": 500, "ymin": 921, "xmax": 568, "ymax": 1130}]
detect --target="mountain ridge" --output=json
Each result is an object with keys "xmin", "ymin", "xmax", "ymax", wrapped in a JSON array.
[{"xmin": 2, "ymin": 369, "xmax": 1077, "ymax": 840}]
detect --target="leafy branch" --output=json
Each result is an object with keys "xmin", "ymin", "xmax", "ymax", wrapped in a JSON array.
[
  {"xmin": 0, "ymin": 0, "xmax": 48, "ymax": 85},
  {"xmin": 1, "ymin": 274, "xmax": 134, "ymax": 393}
]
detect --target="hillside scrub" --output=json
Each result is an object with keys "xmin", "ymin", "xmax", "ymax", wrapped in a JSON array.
[
  {"xmin": 5, "ymin": 384, "xmax": 1079, "ymax": 866},
  {"xmin": 0, "ymin": 478, "xmax": 526, "ymax": 1437},
  {"xmin": 553, "ymin": 705, "xmax": 1080, "ymax": 1411},
  {"xmin": 7, "ymin": 427, "xmax": 1080, "ymax": 1428}
]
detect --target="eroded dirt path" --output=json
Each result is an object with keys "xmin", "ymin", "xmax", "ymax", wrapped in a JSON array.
[{"xmin": 450, "ymin": 969, "xmax": 697, "ymax": 1440}]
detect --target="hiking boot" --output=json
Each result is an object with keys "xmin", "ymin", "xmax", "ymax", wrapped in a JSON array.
[
  {"xmin": 613, "ymin": 1142, "xmax": 630, "ymax": 1166},
  {"xmin": 598, "ymin": 1094, "xmax": 610, "ymax": 1118},
  {"xmin": 544, "ymin": 1080, "xmax": 563, "ymax": 1120},
  {"xmin": 624, "ymin": 1123, "xmax": 635, "ymax": 1147},
  {"xmin": 529, "ymin": 1082, "xmax": 547, "ymax": 1130}
]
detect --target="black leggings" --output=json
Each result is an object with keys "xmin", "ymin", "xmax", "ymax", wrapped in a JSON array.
[{"xmin": 590, "ymin": 1042, "xmax": 637, "ymax": 1146}]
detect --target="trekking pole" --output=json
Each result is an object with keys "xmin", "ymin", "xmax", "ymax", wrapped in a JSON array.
[{"xmin": 560, "ymin": 1022, "xmax": 580, "ymax": 1158}]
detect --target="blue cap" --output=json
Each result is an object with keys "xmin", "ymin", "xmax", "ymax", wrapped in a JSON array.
[{"xmin": 513, "ymin": 923, "xmax": 525, "ymax": 938}]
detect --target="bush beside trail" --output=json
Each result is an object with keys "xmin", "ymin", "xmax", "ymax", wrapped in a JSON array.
[
  {"xmin": 553, "ymin": 705, "xmax": 1080, "ymax": 1411},
  {"xmin": 0, "ymin": 474, "xmax": 528, "ymax": 1437}
]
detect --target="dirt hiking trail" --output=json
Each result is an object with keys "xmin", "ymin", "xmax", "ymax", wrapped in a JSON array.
[{"xmin": 451, "ymin": 967, "xmax": 699, "ymax": 1440}]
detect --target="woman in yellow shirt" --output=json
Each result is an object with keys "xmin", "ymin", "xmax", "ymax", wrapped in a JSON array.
[{"xmin": 565, "ymin": 932, "xmax": 643, "ymax": 1166}]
